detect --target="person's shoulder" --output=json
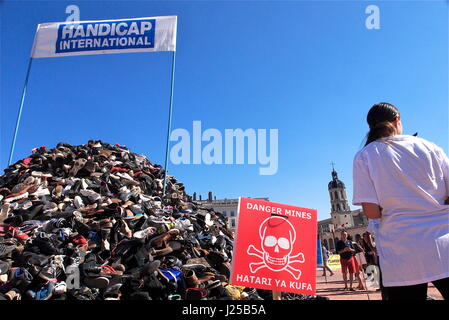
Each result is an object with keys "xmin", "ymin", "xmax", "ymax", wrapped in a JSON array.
[
  {"xmin": 418, "ymin": 137, "xmax": 444, "ymax": 151},
  {"xmin": 353, "ymin": 146, "xmax": 369, "ymax": 163},
  {"xmin": 354, "ymin": 140, "xmax": 382, "ymax": 161},
  {"xmin": 409, "ymin": 136, "xmax": 446, "ymax": 155}
]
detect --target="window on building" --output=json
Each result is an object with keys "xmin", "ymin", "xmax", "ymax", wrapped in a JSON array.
[
  {"xmin": 231, "ymin": 211, "xmax": 235, "ymax": 217},
  {"xmin": 231, "ymin": 219, "xmax": 236, "ymax": 227},
  {"xmin": 223, "ymin": 211, "xmax": 227, "ymax": 216},
  {"xmin": 334, "ymin": 191, "xmax": 338, "ymax": 199}
]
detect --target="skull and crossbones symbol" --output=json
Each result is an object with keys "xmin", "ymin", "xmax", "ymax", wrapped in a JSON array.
[{"xmin": 247, "ymin": 216, "xmax": 305, "ymax": 280}]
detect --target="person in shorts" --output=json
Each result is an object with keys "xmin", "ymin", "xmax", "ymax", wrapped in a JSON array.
[{"xmin": 336, "ymin": 231, "xmax": 357, "ymax": 291}]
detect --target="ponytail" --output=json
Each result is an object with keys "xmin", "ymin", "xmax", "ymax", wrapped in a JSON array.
[
  {"xmin": 365, "ymin": 121, "xmax": 397, "ymax": 146},
  {"xmin": 364, "ymin": 102, "xmax": 399, "ymax": 147}
]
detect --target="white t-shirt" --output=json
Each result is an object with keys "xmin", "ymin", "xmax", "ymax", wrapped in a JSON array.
[{"xmin": 352, "ymin": 135, "xmax": 449, "ymax": 286}]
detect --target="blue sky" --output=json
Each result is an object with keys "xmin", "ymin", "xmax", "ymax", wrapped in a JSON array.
[{"xmin": 1, "ymin": 0, "xmax": 448, "ymax": 221}]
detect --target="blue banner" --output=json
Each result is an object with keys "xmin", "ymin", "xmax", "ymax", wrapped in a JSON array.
[
  {"xmin": 316, "ymin": 239, "xmax": 323, "ymax": 266},
  {"xmin": 55, "ymin": 19, "xmax": 156, "ymax": 54}
]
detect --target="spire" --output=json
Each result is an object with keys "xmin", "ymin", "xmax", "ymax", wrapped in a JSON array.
[
  {"xmin": 331, "ymin": 162, "xmax": 338, "ymax": 180},
  {"xmin": 328, "ymin": 162, "xmax": 345, "ymax": 190}
]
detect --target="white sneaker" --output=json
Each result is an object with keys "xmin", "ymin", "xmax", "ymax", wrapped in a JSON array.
[
  {"xmin": 174, "ymin": 219, "xmax": 193, "ymax": 231},
  {"xmin": 72, "ymin": 211, "xmax": 84, "ymax": 222},
  {"xmin": 133, "ymin": 227, "xmax": 157, "ymax": 239},
  {"xmin": 74, "ymin": 196, "xmax": 85, "ymax": 209},
  {"xmin": 118, "ymin": 186, "xmax": 130, "ymax": 194},
  {"xmin": 102, "ymin": 239, "xmax": 110, "ymax": 251},
  {"xmin": 30, "ymin": 187, "xmax": 50, "ymax": 197},
  {"xmin": 53, "ymin": 281, "xmax": 67, "ymax": 294},
  {"xmin": 4, "ymin": 192, "xmax": 29, "ymax": 203},
  {"xmin": 80, "ymin": 179, "xmax": 89, "ymax": 190},
  {"xmin": 205, "ymin": 213, "xmax": 213, "ymax": 227},
  {"xmin": 31, "ymin": 171, "xmax": 52, "ymax": 178},
  {"xmin": 20, "ymin": 200, "xmax": 33, "ymax": 210}
]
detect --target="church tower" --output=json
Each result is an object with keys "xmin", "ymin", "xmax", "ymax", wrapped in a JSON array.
[{"xmin": 328, "ymin": 165, "xmax": 354, "ymax": 228}]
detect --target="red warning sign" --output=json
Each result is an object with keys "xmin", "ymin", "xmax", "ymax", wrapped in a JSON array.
[{"xmin": 230, "ymin": 197, "xmax": 317, "ymax": 295}]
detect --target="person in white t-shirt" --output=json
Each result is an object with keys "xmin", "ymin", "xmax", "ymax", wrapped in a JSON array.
[{"xmin": 352, "ymin": 102, "xmax": 449, "ymax": 300}]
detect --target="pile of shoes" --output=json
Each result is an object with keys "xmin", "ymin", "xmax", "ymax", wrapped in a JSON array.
[
  {"xmin": 282, "ymin": 292, "xmax": 330, "ymax": 300},
  {"xmin": 0, "ymin": 140, "xmax": 264, "ymax": 300}
]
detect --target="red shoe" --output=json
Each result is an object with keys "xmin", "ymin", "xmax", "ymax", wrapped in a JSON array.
[
  {"xmin": 70, "ymin": 234, "xmax": 88, "ymax": 247},
  {"xmin": 6, "ymin": 226, "xmax": 29, "ymax": 241}
]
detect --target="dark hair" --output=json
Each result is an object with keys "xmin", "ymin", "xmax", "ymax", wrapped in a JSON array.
[{"xmin": 365, "ymin": 102, "xmax": 400, "ymax": 146}]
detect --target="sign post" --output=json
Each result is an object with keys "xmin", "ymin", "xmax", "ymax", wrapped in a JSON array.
[
  {"xmin": 231, "ymin": 197, "xmax": 317, "ymax": 296},
  {"xmin": 162, "ymin": 49, "xmax": 176, "ymax": 198},
  {"xmin": 8, "ymin": 56, "xmax": 34, "ymax": 166}
]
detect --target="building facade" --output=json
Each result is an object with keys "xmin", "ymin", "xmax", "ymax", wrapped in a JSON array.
[
  {"xmin": 318, "ymin": 168, "xmax": 369, "ymax": 253},
  {"xmin": 194, "ymin": 192, "xmax": 269, "ymax": 231}
]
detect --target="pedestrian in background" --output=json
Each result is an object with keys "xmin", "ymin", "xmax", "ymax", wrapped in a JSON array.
[
  {"xmin": 321, "ymin": 246, "xmax": 335, "ymax": 276},
  {"xmin": 353, "ymin": 102, "xmax": 449, "ymax": 300},
  {"xmin": 361, "ymin": 232, "xmax": 377, "ymax": 266},
  {"xmin": 348, "ymin": 235, "xmax": 366, "ymax": 290},
  {"xmin": 336, "ymin": 231, "xmax": 357, "ymax": 291}
]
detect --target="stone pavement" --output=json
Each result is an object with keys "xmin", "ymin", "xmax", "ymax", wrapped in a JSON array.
[{"xmin": 315, "ymin": 268, "xmax": 444, "ymax": 300}]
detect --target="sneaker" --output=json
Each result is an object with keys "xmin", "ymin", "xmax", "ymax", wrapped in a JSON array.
[
  {"xmin": 34, "ymin": 233, "xmax": 61, "ymax": 255},
  {"xmin": 133, "ymin": 227, "xmax": 157, "ymax": 239},
  {"xmin": 27, "ymin": 281, "xmax": 55, "ymax": 300},
  {"xmin": 103, "ymin": 283, "xmax": 122, "ymax": 300},
  {"xmin": 0, "ymin": 260, "xmax": 11, "ymax": 275},
  {"xmin": 3, "ymin": 192, "xmax": 29, "ymax": 203},
  {"xmin": 54, "ymin": 281, "xmax": 67, "ymax": 294},
  {"xmin": 0, "ymin": 203, "xmax": 11, "ymax": 223},
  {"xmin": 38, "ymin": 265, "xmax": 58, "ymax": 281},
  {"xmin": 39, "ymin": 255, "xmax": 65, "ymax": 281},
  {"xmin": 29, "ymin": 187, "xmax": 50, "ymax": 197},
  {"xmin": 0, "ymin": 241, "xmax": 17, "ymax": 258},
  {"xmin": 83, "ymin": 276, "xmax": 110, "ymax": 289},
  {"xmin": 74, "ymin": 196, "xmax": 85, "ymax": 209},
  {"xmin": 185, "ymin": 287, "xmax": 208, "ymax": 300},
  {"xmin": 5, "ymin": 226, "xmax": 29, "ymax": 241},
  {"xmin": 5, "ymin": 289, "xmax": 21, "ymax": 300},
  {"xmin": 80, "ymin": 189, "xmax": 101, "ymax": 202}
]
